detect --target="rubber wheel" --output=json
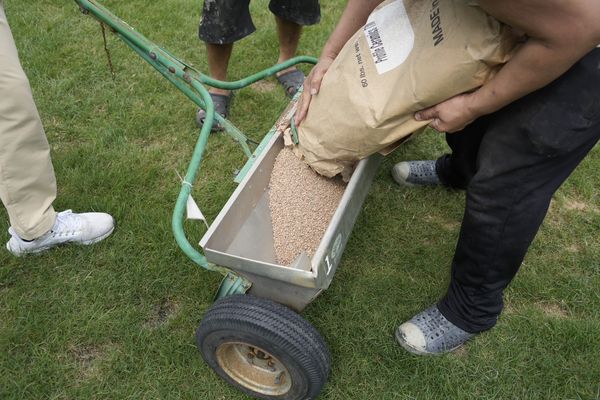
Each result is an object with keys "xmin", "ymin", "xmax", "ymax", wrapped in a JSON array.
[{"xmin": 196, "ymin": 295, "xmax": 330, "ymax": 400}]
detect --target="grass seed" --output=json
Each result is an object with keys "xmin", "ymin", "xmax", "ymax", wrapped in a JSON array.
[{"xmin": 268, "ymin": 147, "xmax": 346, "ymax": 266}]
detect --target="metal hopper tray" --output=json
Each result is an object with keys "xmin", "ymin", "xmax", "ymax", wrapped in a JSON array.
[{"xmin": 200, "ymin": 133, "xmax": 382, "ymax": 311}]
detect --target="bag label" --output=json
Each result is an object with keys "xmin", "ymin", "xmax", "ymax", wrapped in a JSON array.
[
  {"xmin": 363, "ymin": 0, "xmax": 415, "ymax": 74},
  {"xmin": 430, "ymin": 0, "xmax": 445, "ymax": 46}
]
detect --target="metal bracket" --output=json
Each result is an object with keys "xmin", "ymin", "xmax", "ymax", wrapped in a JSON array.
[{"xmin": 214, "ymin": 272, "xmax": 252, "ymax": 300}]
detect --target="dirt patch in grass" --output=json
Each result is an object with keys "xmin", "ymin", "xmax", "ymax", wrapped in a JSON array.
[
  {"xmin": 421, "ymin": 238, "xmax": 434, "ymax": 247},
  {"xmin": 544, "ymin": 197, "xmax": 600, "ymax": 227},
  {"xmin": 143, "ymin": 298, "xmax": 179, "ymax": 329},
  {"xmin": 565, "ymin": 244, "xmax": 582, "ymax": 253},
  {"xmin": 252, "ymin": 80, "xmax": 277, "ymax": 93},
  {"xmin": 536, "ymin": 302, "xmax": 568, "ymax": 318},
  {"xmin": 564, "ymin": 199, "xmax": 588, "ymax": 211},
  {"xmin": 70, "ymin": 344, "xmax": 104, "ymax": 381},
  {"xmin": 502, "ymin": 302, "xmax": 518, "ymax": 315},
  {"xmin": 561, "ymin": 197, "xmax": 599, "ymax": 213},
  {"xmin": 452, "ymin": 346, "xmax": 469, "ymax": 358},
  {"xmin": 424, "ymin": 215, "xmax": 460, "ymax": 232}
]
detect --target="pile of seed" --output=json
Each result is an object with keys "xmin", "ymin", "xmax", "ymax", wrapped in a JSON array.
[{"xmin": 268, "ymin": 147, "xmax": 346, "ymax": 266}]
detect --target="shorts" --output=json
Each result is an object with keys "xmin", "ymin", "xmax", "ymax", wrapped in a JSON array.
[{"xmin": 199, "ymin": 0, "xmax": 321, "ymax": 44}]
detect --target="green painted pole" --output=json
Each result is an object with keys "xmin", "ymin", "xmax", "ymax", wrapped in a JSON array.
[{"xmin": 74, "ymin": 0, "xmax": 316, "ymax": 295}]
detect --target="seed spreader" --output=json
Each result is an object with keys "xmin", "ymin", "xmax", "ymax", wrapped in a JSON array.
[{"xmin": 75, "ymin": 1, "xmax": 382, "ymax": 399}]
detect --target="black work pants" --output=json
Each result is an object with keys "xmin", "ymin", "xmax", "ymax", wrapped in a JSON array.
[{"xmin": 434, "ymin": 48, "xmax": 600, "ymax": 333}]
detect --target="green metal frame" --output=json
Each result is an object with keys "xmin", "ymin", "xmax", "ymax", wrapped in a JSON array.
[{"xmin": 74, "ymin": 0, "xmax": 317, "ymax": 295}]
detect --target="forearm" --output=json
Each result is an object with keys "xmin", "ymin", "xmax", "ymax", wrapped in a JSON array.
[
  {"xmin": 467, "ymin": 38, "xmax": 597, "ymax": 116},
  {"xmin": 467, "ymin": 0, "xmax": 600, "ymax": 117},
  {"xmin": 297, "ymin": 0, "xmax": 383, "ymax": 123},
  {"xmin": 320, "ymin": 0, "xmax": 384, "ymax": 60}
]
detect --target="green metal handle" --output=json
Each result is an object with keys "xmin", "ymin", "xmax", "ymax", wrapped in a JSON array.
[
  {"xmin": 199, "ymin": 56, "xmax": 318, "ymax": 90},
  {"xmin": 74, "ymin": 0, "xmax": 316, "ymax": 284},
  {"xmin": 75, "ymin": 0, "xmax": 219, "ymax": 273}
]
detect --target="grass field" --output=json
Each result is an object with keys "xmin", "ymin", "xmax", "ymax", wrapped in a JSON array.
[{"xmin": 1, "ymin": 1, "xmax": 599, "ymax": 399}]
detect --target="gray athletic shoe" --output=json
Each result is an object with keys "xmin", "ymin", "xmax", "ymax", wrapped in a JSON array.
[
  {"xmin": 395, "ymin": 305, "xmax": 474, "ymax": 355},
  {"xmin": 6, "ymin": 210, "xmax": 114, "ymax": 256},
  {"xmin": 391, "ymin": 160, "xmax": 440, "ymax": 186}
]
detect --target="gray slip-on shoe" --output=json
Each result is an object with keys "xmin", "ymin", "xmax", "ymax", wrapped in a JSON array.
[
  {"xmin": 395, "ymin": 305, "xmax": 475, "ymax": 355},
  {"xmin": 392, "ymin": 160, "xmax": 440, "ymax": 187},
  {"xmin": 196, "ymin": 92, "xmax": 233, "ymax": 132},
  {"xmin": 276, "ymin": 69, "xmax": 305, "ymax": 98}
]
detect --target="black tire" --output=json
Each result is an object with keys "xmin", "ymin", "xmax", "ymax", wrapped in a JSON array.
[{"xmin": 196, "ymin": 295, "xmax": 330, "ymax": 400}]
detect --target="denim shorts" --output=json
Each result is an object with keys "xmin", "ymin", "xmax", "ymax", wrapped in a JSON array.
[{"xmin": 199, "ymin": 0, "xmax": 321, "ymax": 44}]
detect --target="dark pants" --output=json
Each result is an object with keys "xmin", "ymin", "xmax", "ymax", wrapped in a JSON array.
[
  {"xmin": 435, "ymin": 48, "xmax": 600, "ymax": 333},
  {"xmin": 199, "ymin": 0, "xmax": 321, "ymax": 44}
]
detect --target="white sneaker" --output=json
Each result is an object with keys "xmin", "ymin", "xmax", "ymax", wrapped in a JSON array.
[{"xmin": 6, "ymin": 210, "xmax": 114, "ymax": 256}]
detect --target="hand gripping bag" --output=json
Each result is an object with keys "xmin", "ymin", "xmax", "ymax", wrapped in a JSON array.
[{"xmin": 296, "ymin": 0, "xmax": 517, "ymax": 178}]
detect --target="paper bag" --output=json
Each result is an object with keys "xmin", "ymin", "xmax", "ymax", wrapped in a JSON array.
[{"xmin": 297, "ymin": 0, "xmax": 517, "ymax": 177}]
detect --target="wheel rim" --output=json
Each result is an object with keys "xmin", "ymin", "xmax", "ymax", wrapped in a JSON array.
[{"xmin": 215, "ymin": 342, "xmax": 292, "ymax": 396}]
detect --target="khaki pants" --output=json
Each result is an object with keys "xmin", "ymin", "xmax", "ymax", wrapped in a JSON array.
[{"xmin": 0, "ymin": 2, "xmax": 56, "ymax": 240}]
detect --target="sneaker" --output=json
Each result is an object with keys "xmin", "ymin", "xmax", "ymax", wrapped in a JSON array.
[
  {"xmin": 6, "ymin": 210, "xmax": 114, "ymax": 256},
  {"xmin": 395, "ymin": 305, "xmax": 475, "ymax": 355},
  {"xmin": 391, "ymin": 160, "xmax": 440, "ymax": 186}
]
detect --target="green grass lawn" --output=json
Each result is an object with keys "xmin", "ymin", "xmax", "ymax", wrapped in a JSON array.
[{"xmin": 1, "ymin": 1, "xmax": 599, "ymax": 399}]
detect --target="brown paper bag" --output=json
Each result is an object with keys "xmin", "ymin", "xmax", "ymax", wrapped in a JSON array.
[{"xmin": 297, "ymin": 0, "xmax": 517, "ymax": 178}]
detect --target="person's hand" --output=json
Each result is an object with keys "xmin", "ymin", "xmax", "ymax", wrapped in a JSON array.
[
  {"xmin": 415, "ymin": 92, "xmax": 480, "ymax": 133},
  {"xmin": 295, "ymin": 56, "xmax": 335, "ymax": 125}
]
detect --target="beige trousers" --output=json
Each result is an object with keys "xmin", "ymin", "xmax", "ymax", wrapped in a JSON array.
[{"xmin": 0, "ymin": 2, "xmax": 56, "ymax": 240}]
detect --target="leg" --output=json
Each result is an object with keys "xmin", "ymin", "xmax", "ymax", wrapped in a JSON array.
[
  {"xmin": 205, "ymin": 43, "xmax": 233, "ymax": 96},
  {"xmin": 393, "ymin": 116, "xmax": 492, "ymax": 188},
  {"xmin": 439, "ymin": 48, "xmax": 600, "ymax": 333},
  {"xmin": 0, "ymin": 4, "xmax": 56, "ymax": 240},
  {"xmin": 196, "ymin": 0, "xmax": 254, "ymax": 127},
  {"xmin": 198, "ymin": 0, "xmax": 253, "ymax": 96},
  {"xmin": 274, "ymin": 16, "xmax": 302, "ymax": 70},
  {"xmin": 269, "ymin": 0, "xmax": 321, "ymax": 96},
  {"xmin": 273, "ymin": 17, "xmax": 304, "ymax": 95},
  {"xmin": 195, "ymin": 42, "xmax": 235, "ymax": 128},
  {"xmin": 270, "ymin": 0, "xmax": 321, "ymax": 62},
  {"xmin": 397, "ymin": 48, "xmax": 600, "ymax": 353},
  {"xmin": 1, "ymin": 5, "xmax": 114, "ymax": 255},
  {"xmin": 436, "ymin": 116, "xmax": 492, "ymax": 189}
]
